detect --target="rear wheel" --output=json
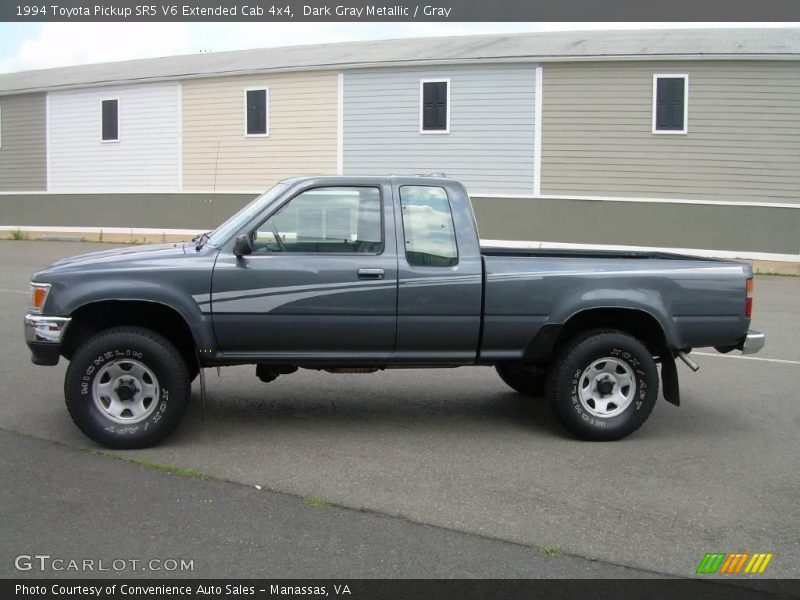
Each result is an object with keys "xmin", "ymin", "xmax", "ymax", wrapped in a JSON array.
[
  {"xmin": 64, "ymin": 326, "xmax": 191, "ymax": 449},
  {"xmin": 495, "ymin": 363, "xmax": 547, "ymax": 397},
  {"xmin": 548, "ymin": 329, "xmax": 658, "ymax": 441}
]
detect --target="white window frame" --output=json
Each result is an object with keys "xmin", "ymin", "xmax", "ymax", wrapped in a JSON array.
[
  {"xmin": 244, "ymin": 87, "xmax": 269, "ymax": 137},
  {"xmin": 100, "ymin": 97, "xmax": 120, "ymax": 143},
  {"xmin": 419, "ymin": 78, "xmax": 450, "ymax": 135},
  {"xmin": 652, "ymin": 74, "xmax": 689, "ymax": 135}
]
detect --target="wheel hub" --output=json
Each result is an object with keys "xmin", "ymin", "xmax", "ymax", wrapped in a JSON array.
[
  {"xmin": 577, "ymin": 357, "xmax": 635, "ymax": 418},
  {"xmin": 596, "ymin": 378, "xmax": 614, "ymax": 396},
  {"xmin": 114, "ymin": 377, "xmax": 139, "ymax": 401}
]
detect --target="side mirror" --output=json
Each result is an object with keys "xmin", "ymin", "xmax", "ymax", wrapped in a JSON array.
[{"xmin": 233, "ymin": 234, "xmax": 252, "ymax": 257}]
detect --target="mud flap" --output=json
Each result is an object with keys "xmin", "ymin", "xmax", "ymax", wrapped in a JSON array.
[{"xmin": 660, "ymin": 353, "xmax": 680, "ymax": 407}]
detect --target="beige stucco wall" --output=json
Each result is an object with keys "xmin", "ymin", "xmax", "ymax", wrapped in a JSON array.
[
  {"xmin": 541, "ymin": 60, "xmax": 800, "ymax": 203},
  {"xmin": 181, "ymin": 71, "xmax": 338, "ymax": 191}
]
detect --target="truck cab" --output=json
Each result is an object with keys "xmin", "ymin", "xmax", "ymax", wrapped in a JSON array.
[{"xmin": 209, "ymin": 176, "xmax": 484, "ymax": 364}]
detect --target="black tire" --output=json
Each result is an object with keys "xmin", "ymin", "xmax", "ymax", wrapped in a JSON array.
[
  {"xmin": 496, "ymin": 363, "xmax": 547, "ymax": 397},
  {"xmin": 548, "ymin": 329, "xmax": 658, "ymax": 441},
  {"xmin": 64, "ymin": 326, "xmax": 191, "ymax": 449}
]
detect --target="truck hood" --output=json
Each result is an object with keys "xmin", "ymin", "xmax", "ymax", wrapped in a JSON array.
[{"xmin": 48, "ymin": 242, "xmax": 188, "ymax": 270}]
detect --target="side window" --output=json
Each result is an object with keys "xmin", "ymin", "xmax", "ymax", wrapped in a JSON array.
[
  {"xmin": 399, "ymin": 186, "xmax": 458, "ymax": 267},
  {"xmin": 245, "ymin": 88, "xmax": 268, "ymax": 136},
  {"xmin": 101, "ymin": 99, "xmax": 119, "ymax": 141},
  {"xmin": 253, "ymin": 187, "xmax": 382, "ymax": 254},
  {"xmin": 420, "ymin": 80, "xmax": 449, "ymax": 133},
  {"xmin": 653, "ymin": 75, "xmax": 688, "ymax": 134}
]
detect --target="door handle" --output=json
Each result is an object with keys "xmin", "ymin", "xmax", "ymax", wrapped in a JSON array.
[{"xmin": 358, "ymin": 268, "xmax": 385, "ymax": 280}]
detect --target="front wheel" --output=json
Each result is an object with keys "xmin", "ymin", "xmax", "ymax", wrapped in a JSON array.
[
  {"xmin": 64, "ymin": 326, "xmax": 191, "ymax": 449},
  {"xmin": 548, "ymin": 330, "xmax": 658, "ymax": 441}
]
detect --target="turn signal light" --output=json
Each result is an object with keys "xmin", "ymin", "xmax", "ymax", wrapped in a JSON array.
[
  {"xmin": 745, "ymin": 278, "xmax": 754, "ymax": 319},
  {"xmin": 30, "ymin": 283, "xmax": 51, "ymax": 314}
]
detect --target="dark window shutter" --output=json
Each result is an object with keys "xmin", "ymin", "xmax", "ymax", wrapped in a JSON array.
[
  {"xmin": 422, "ymin": 82, "xmax": 448, "ymax": 131},
  {"xmin": 101, "ymin": 99, "xmax": 118, "ymax": 141},
  {"xmin": 246, "ymin": 89, "xmax": 267, "ymax": 135},
  {"xmin": 656, "ymin": 78, "xmax": 685, "ymax": 131}
]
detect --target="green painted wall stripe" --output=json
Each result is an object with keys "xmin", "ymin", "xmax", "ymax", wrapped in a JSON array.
[
  {"xmin": 471, "ymin": 196, "xmax": 800, "ymax": 255},
  {"xmin": 1, "ymin": 192, "xmax": 798, "ymax": 257}
]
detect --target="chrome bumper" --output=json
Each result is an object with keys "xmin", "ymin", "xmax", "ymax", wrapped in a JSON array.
[
  {"xmin": 740, "ymin": 330, "xmax": 765, "ymax": 355},
  {"xmin": 24, "ymin": 314, "xmax": 71, "ymax": 344}
]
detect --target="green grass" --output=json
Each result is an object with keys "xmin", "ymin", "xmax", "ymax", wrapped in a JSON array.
[
  {"xmin": 755, "ymin": 270, "xmax": 799, "ymax": 277},
  {"xmin": 10, "ymin": 228, "xmax": 29, "ymax": 241},
  {"xmin": 128, "ymin": 458, "xmax": 206, "ymax": 479},
  {"xmin": 78, "ymin": 447, "xmax": 207, "ymax": 479},
  {"xmin": 304, "ymin": 496, "xmax": 335, "ymax": 509},
  {"xmin": 536, "ymin": 545, "xmax": 563, "ymax": 557}
]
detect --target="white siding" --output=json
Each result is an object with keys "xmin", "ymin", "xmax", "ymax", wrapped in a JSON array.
[{"xmin": 48, "ymin": 82, "xmax": 181, "ymax": 192}]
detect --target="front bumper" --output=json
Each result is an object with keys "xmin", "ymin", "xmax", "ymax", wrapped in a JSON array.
[
  {"xmin": 739, "ymin": 330, "xmax": 766, "ymax": 355},
  {"xmin": 24, "ymin": 314, "xmax": 71, "ymax": 365}
]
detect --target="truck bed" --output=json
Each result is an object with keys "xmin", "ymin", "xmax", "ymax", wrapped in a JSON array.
[{"xmin": 478, "ymin": 248, "xmax": 750, "ymax": 361}]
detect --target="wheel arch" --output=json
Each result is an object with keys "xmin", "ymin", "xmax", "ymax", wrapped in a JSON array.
[
  {"xmin": 526, "ymin": 306, "xmax": 673, "ymax": 361},
  {"xmin": 61, "ymin": 299, "xmax": 203, "ymax": 373}
]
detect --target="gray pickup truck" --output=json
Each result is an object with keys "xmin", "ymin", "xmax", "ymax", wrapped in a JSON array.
[{"xmin": 25, "ymin": 175, "xmax": 764, "ymax": 448}]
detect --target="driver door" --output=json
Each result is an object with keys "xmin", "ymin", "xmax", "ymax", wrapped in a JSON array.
[{"xmin": 211, "ymin": 184, "xmax": 398, "ymax": 357}]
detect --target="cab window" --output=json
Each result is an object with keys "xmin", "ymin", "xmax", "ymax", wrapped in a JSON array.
[
  {"xmin": 399, "ymin": 185, "xmax": 458, "ymax": 267},
  {"xmin": 253, "ymin": 187, "xmax": 383, "ymax": 254}
]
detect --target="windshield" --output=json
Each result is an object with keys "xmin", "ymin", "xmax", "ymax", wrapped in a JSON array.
[{"xmin": 206, "ymin": 183, "xmax": 289, "ymax": 247}]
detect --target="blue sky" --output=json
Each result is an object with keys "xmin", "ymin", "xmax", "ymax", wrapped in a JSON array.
[{"xmin": 0, "ymin": 22, "xmax": 794, "ymax": 74}]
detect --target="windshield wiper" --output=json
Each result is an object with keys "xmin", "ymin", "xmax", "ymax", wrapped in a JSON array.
[{"xmin": 194, "ymin": 231, "xmax": 212, "ymax": 251}]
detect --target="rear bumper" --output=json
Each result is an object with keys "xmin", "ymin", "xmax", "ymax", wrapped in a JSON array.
[
  {"xmin": 739, "ymin": 330, "xmax": 765, "ymax": 355},
  {"xmin": 24, "ymin": 314, "xmax": 70, "ymax": 366}
]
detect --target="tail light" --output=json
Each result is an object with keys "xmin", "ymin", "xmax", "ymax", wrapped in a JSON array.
[{"xmin": 745, "ymin": 278, "xmax": 754, "ymax": 319}]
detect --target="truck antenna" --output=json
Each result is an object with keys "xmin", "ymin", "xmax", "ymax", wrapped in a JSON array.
[{"xmin": 210, "ymin": 141, "xmax": 221, "ymax": 230}]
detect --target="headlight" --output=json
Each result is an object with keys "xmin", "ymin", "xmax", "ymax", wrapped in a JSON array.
[{"xmin": 30, "ymin": 282, "xmax": 51, "ymax": 314}]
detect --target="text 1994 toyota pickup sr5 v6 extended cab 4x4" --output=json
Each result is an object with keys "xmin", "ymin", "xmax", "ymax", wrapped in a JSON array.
[{"xmin": 25, "ymin": 175, "xmax": 765, "ymax": 448}]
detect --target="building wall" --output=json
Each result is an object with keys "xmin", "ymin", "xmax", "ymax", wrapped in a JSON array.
[
  {"xmin": 343, "ymin": 65, "xmax": 537, "ymax": 195},
  {"xmin": 48, "ymin": 82, "xmax": 181, "ymax": 192},
  {"xmin": 541, "ymin": 60, "xmax": 800, "ymax": 203},
  {"xmin": 0, "ymin": 93, "xmax": 46, "ymax": 191},
  {"xmin": 181, "ymin": 71, "xmax": 338, "ymax": 191}
]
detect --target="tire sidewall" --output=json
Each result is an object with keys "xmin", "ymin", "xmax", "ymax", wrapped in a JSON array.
[
  {"xmin": 555, "ymin": 334, "xmax": 658, "ymax": 439},
  {"xmin": 65, "ymin": 329, "xmax": 189, "ymax": 448}
]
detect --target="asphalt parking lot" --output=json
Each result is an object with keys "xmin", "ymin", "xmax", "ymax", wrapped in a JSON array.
[{"xmin": 1, "ymin": 241, "xmax": 799, "ymax": 582}]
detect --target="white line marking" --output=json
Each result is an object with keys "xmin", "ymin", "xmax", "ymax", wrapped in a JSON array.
[
  {"xmin": 693, "ymin": 352, "xmax": 800, "ymax": 366},
  {"xmin": 0, "ymin": 289, "xmax": 28, "ymax": 295}
]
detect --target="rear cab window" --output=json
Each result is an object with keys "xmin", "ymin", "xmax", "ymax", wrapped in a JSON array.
[{"xmin": 399, "ymin": 185, "xmax": 458, "ymax": 267}]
